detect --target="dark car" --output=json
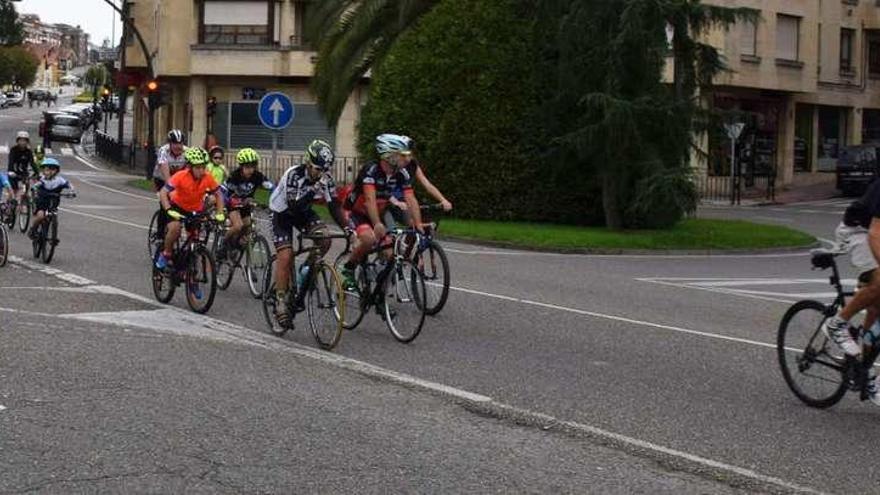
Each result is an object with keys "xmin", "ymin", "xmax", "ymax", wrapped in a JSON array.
[{"xmin": 837, "ymin": 145, "xmax": 880, "ymax": 196}]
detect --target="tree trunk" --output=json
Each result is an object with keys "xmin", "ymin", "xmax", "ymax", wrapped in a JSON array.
[{"xmin": 602, "ymin": 171, "xmax": 624, "ymax": 230}]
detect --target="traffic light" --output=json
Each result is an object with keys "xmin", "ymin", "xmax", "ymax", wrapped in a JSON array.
[
  {"xmin": 146, "ymin": 80, "xmax": 164, "ymax": 111},
  {"xmin": 101, "ymin": 87, "xmax": 110, "ymax": 108}
]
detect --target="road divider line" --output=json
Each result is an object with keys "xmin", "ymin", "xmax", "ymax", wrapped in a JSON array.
[
  {"xmin": 8, "ymin": 256, "xmax": 95, "ymax": 286},
  {"xmin": 443, "ymin": 246, "xmax": 810, "ymax": 259},
  {"xmin": 74, "ymin": 175, "xmax": 154, "ymax": 201},
  {"xmin": 59, "ymin": 207, "xmax": 148, "ymax": 230}
]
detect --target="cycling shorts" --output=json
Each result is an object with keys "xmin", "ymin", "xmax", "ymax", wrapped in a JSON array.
[{"xmin": 271, "ymin": 209, "xmax": 323, "ymax": 249}]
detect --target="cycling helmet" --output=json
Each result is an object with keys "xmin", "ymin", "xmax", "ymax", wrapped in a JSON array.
[
  {"xmin": 183, "ymin": 147, "xmax": 210, "ymax": 166},
  {"xmin": 305, "ymin": 139, "xmax": 334, "ymax": 171},
  {"xmin": 167, "ymin": 129, "xmax": 184, "ymax": 144},
  {"xmin": 375, "ymin": 134, "xmax": 411, "ymax": 157},
  {"xmin": 41, "ymin": 157, "xmax": 60, "ymax": 169},
  {"xmin": 16, "ymin": 131, "xmax": 30, "ymax": 142},
  {"xmin": 236, "ymin": 148, "xmax": 260, "ymax": 166}
]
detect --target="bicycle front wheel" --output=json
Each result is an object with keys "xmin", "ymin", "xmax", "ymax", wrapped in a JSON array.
[
  {"xmin": 306, "ymin": 261, "xmax": 345, "ymax": 350},
  {"xmin": 382, "ymin": 260, "xmax": 427, "ymax": 343},
  {"xmin": 147, "ymin": 209, "xmax": 161, "ymax": 259},
  {"xmin": 333, "ymin": 252, "xmax": 366, "ymax": 330},
  {"xmin": 415, "ymin": 240, "xmax": 450, "ymax": 315},
  {"xmin": 185, "ymin": 246, "xmax": 217, "ymax": 314},
  {"xmin": 151, "ymin": 247, "xmax": 175, "ymax": 303},
  {"xmin": 17, "ymin": 197, "xmax": 30, "ymax": 233},
  {"xmin": 212, "ymin": 233, "xmax": 236, "ymax": 290},
  {"xmin": 246, "ymin": 234, "xmax": 272, "ymax": 298},
  {"xmin": 41, "ymin": 217, "xmax": 57, "ymax": 264},
  {"xmin": 777, "ymin": 300, "xmax": 848, "ymax": 408},
  {"xmin": 0, "ymin": 224, "xmax": 8, "ymax": 267}
]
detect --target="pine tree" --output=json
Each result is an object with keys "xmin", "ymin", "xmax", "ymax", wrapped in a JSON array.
[{"xmin": 0, "ymin": 0, "xmax": 24, "ymax": 47}]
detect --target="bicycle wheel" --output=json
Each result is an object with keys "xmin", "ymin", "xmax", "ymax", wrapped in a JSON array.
[
  {"xmin": 212, "ymin": 234, "xmax": 236, "ymax": 290},
  {"xmin": 41, "ymin": 217, "xmax": 57, "ymax": 264},
  {"xmin": 777, "ymin": 300, "xmax": 848, "ymax": 408},
  {"xmin": 0, "ymin": 224, "xmax": 8, "ymax": 267},
  {"xmin": 2, "ymin": 201, "xmax": 15, "ymax": 228},
  {"xmin": 333, "ymin": 252, "xmax": 366, "ymax": 330},
  {"xmin": 17, "ymin": 196, "xmax": 29, "ymax": 233},
  {"xmin": 382, "ymin": 260, "xmax": 427, "ymax": 343},
  {"xmin": 245, "ymin": 234, "xmax": 272, "ymax": 298},
  {"xmin": 414, "ymin": 240, "xmax": 450, "ymax": 316},
  {"xmin": 147, "ymin": 209, "xmax": 161, "ymax": 258},
  {"xmin": 185, "ymin": 246, "xmax": 217, "ymax": 314},
  {"xmin": 260, "ymin": 262, "xmax": 291, "ymax": 337},
  {"xmin": 151, "ymin": 247, "xmax": 175, "ymax": 303},
  {"xmin": 306, "ymin": 261, "xmax": 345, "ymax": 350}
]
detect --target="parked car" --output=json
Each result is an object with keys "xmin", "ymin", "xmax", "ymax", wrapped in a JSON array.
[
  {"xmin": 44, "ymin": 111, "xmax": 84, "ymax": 144},
  {"xmin": 4, "ymin": 92, "xmax": 24, "ymax": 107},
  {"xmin": 26, "ymin": 89, "xmax": 56, "ymax": 107},
  {"xmin": 836, "ymin": 144, "xmax": 880, "ymax": 196},
  {"xmin": 0, "ymin": 93, "xmax": 7, "ymax": 109}
]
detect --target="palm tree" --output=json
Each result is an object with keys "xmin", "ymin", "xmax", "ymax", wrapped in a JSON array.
[{"xmin": 305, "ymin": 0, "xmax": 439, "ymax": 126}]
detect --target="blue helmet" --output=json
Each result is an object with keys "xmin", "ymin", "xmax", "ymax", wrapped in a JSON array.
[
  {"xmin": 41, "ymin": 157, "xmax": 60, "ymax": 169},
  {"xmin": 375, "ymin": 134, "xmax": 412, "ymax": 157}
]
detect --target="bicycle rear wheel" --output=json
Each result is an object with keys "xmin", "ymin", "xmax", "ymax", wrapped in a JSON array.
[
  {"xmin": 41, "ymin": 217, "xmax": 57, "ymax": 264},
  {"xmin": 17, "ymin": 197, "xmax": 29, "ymax": 233},
  {"xmin": 333, "ymin": 252, "xmax": 366, "ymax": 330},
  {"xmin": 147, "ymin": 209, "xmax": 161, "ymax": 258},
  {"xmin": 185, "ymin": 246, "xmax": 217, "ymax": 314},
  {"xmin": 151, "ymin": 247, "xmax": 175, "ymax": 303},
  {"xmin": 306, "ymin": 261, "xmax": 345, "ymax": 350},
  {"xmin": 2, "ymin": 201, "xmax": 15, "ymax": 228},
  {"xmin": 0, "ymin": 224, "xmax": 8, "ymax": 267},
  {"xmin": 260, "ymin": 262, "xmax": 291, "ymax": 337},
  {"xmin": 382, "ymin": 260, "xmax": 427, "ymax": 343},
  {"xmin": 415, "ymin": 240, "xmax": 450, "ymax": 315},
  {"xmin": 777, "ymin": 300, "xmax": 848, "ymax": 408},
  {"xmin": 246, "ymin": 234, "xmax": 272, "ymax": 298},
  {"xmin": 212, "ymin": 234, "xmax": 236, "ymax": 290}
]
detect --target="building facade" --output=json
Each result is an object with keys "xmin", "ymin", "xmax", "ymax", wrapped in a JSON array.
[
  {"xmin": 123, "ymin": 0, "xmax": 365, "ymax": 168},
  {"xmin": 20, "ymin": 14, "xmax": 91, "ymax": 87},
  {"xmin": 693, "ymin": 1, "xmax": 880, "ymax": 194}
]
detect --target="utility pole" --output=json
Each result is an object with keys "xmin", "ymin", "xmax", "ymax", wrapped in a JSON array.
[{"xmin": 117, "ymin": 0, "xmax": 128, "ymax": 148}]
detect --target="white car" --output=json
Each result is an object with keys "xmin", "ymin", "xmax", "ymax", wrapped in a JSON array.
[
  {"xmin": 0, "ymin": 94, "xmax": 7, "ymax": 109},
  {"xmin": 4, "ymin": 92, "xmax": 24, "ymax": 107}
]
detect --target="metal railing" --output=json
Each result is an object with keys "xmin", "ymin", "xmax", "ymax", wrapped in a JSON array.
[
  {"xmin": 218, "ymin": 152, "xmax": 362, "ymax": 185},
  {"xmin": 696, "ymin": 172, "xmax": 776, "ymax": 204},
  {"xmin": 94, "ymin": 131, "xmax": 134, "ymax": 168}
]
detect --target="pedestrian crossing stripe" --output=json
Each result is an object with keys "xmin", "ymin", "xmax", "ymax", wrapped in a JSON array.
[{"xmin": 61, "ymin": 147, "xmax": 74, "ymax": 156}]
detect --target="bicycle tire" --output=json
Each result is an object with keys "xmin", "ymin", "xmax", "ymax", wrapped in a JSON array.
[
  {"xmin": 3, "ymin": 201, "xmax": 15, "ymax": 228},
  {"xmin": 415, "ymin": 240, "xmax": 450, "ymax": 316},
  {"xmin": 212, "ymin": 234, "xmax": 236, "ymax": 290},
  {"xmin": 185, "ymin": 246, "xmax": 217, "ymax": 314},
  {"xmin": 383, "ymin": 260, "xmax": 427, "ymax": 343},
  {"xmin": 777, "ymin": 299, "xmax": 848, "ymax": 408},
  {"xmin": 306, "ymin": 261, "xmax": 345, "ymax": 350},
  {"xmin": 333, "ymin": 251, "xmax": 366, "ymax": 330},
  {"xmin": 41, "ymin": 217, "xmax": 57, "ymax": 264},
  {"xmin": 17, "ymin": 197, "xmax": 29, "ymax": 233},
  {"xmin": 246, "ymin": 234, "xmax": 272, "ymax": 299},
  {"xmin": 0, "ymin": 224, "xmax": 8, "ymax": 267},
  {"xmin": 151, "ymin": 247, "xmax": 175, "ymax": 303},
  {"xmin": 147, "ymin": 209, "xmax": 161, "ymax": 258},
  {"xmin": 260, "ymin": 262, "xmax": 291, "ymax": 337}
]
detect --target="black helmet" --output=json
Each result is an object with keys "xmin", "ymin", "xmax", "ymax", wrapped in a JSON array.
[
  {"xmin": 305, "ymin": 139, "xmax": 335, "ymax": 171},
  {"xmin": 167, "ymin": 129, "xmax": 184, "ymax": 144}
]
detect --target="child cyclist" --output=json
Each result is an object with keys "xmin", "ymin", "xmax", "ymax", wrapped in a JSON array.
[
  {"xmin": 217, "ymin": 148, "xmax": 274, "ymax": 260},
  {"xmin": 27, "ymin": 158, "xmax": 75, "ymax": 239}
]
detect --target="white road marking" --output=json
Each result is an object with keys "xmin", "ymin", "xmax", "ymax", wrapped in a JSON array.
[
  {"xmin": 59, "ymin": 207, "xmax": 147, "ymax": 230},
  {"xmin": 0, "ymin": 405, "xmax": 6, "ymax": 412},
  {"xmin": 67, "ymin": 204, "xmax": 138, "ymax": 210},
  {"xmin": 74, "ymin": 176, "xmax": 154, "ymax": 201},
  {"xmin": 0, "ymin": 146, "xmax": 8, "ymax": 154},
  {"xmin": 0, "ymin": 286, "xmax": 102, "ymax": 293},
  {"xmin": 45, "ymin": 148, "xmax": 52, "ymax": 154},
  {"xmin": 61, "ymin": 147, "xmax": 74, "ymax": 156},
  {"xmin": 8, "ymin": 256, "xmax": 95, "ymax": 286},
  {"xmin": 443, "ymin": 247, "xmax": 811, "ymax": 260}
]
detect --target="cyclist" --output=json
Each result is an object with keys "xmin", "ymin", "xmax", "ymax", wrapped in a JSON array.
[
  {"xmin": 339, "ymin": 134, "xmax": 424, "ymax": 289},
  {"xmin": 27, "ymin": 158, "xmax": 74, "ymax": 240},
  {"xmin": 207, "ymin": 146, "xmax": 229, "ymax": 185},
  {"xmin": 7, "ymin": 131, "xmax": 38, "ymax": 205},
  {"xmin": 153, "ymin": 129, "xmax": 188, "ymax": 240},
  {"xmin": 155, "ymin": 147, "xmax": 226, "ymax": 270},
  {"xmin": 268, "ymin": 139, "xmax": 347, "ymax": 326},
  {"xmin": 384, "ymin": 135, "xmax": 452, "ymax": 229},
  {"xmin": 217, "ymin": 148, "xmax": 274, "ymax": 260}
]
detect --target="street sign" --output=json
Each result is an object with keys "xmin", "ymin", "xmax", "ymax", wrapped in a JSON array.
[
  {"xmin": 258, "ymin": 92, "xmax": 295, "ymax": 130},
  {"xmin": 724, "ymin": 122, "xmax": 745, "ymax": 140}
]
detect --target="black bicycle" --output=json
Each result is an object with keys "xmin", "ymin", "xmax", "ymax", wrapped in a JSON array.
[
  {"xmin": 334, "ymin": 227, "xmax": 428, "ymax": 343},
  {"xmin": 31, "ymin": 191, "xmax": 76, "ymax": 264},
  {"xmin": 151, "ymin": 212, "xmax": 218, "ymax": 314},
  {"xmin": 412, "ymin": 204, "xmax": 450, "ymax": 315},
  {"xmin": 261, "ymin": 231, "xmax": 349, "ymax": 350},
  {"xmin": 14, "ymin": 174, "xmax": 38, "ymax": 233},
  {"xmin": 777, "ymin": 249, "xmax": 879, "ymax": 408},
  {"xmin": 211, "ymin": 201, "xmax": 273, "ymax": 298},
  {"xmin": 147, "ymin": 208, "xmax": 162, "ymax": 258}
]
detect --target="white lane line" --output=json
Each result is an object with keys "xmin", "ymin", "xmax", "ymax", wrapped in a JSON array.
[
  {"xmin": 0, "ymin": 405, "xmax": 6, "ymax": 412},
  {"xmin": 637, "ymin": 278, "xmax": 799, "ymax": 304},
  {"xmin": 0, "ymin": 286, "xmax": 101, "ymax": 293},
  {"xmin": 74, "ymin": 176, "xmax": 154, "ymax": 201},
  {"xmin": 443, "ymin": 247, "xmax": 811, "ymax": 260},
  {"xmin": 73, "ymin": 153, "xmax": 109, "ymax": 172},
  {"xmin": 0, "ymin": 306, "xmax": 67, "ymax": 318},
  {"xmin": 59, "ymin": 207, "xmax": 147, "ymax": 230},
  {"xmin": 8, "ymin": 256, "xmax": 95, "ymax": 286},
  {"xmin": 68, "ymin": 204, "xmax": 139, "ymax": 210}
]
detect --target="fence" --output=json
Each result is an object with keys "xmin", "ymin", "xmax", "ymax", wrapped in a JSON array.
[
  {"xmin": 94, "ymin": 131, "xmax": 135, "ymax": 170},
  {"xmin": 696, "ymin": 173, "xmax": 776, "ymax": 204}
]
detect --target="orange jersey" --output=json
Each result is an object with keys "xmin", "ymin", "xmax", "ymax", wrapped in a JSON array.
[{"xmin": 165, "ymin": 169, "xmax": 219, "ymax": 213}]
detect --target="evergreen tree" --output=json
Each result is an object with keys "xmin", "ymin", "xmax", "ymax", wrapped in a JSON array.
[{"xmin": 0, "ymin": 0, "xmax": 24, "ymax": 47}]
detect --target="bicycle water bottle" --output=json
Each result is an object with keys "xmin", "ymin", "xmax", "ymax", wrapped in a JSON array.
[{"xmin": 296, "ymin": 264, "xmax": 310, "ymax": 287}]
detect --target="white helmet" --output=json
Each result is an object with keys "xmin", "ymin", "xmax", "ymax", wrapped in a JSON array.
[{"xmin": 16, "ymin": 131, "xmax": 30, "ymax": 141}]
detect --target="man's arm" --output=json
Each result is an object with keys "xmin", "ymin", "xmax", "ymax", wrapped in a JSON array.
[
  {"xmin": 403, "ymin": 189, "xmax": 423, "ymax": 232},
  {"xmin": 159, "ymin": 188, "xmax": 172, "ymax": 211},
  {"xmin": 327, "ymin": 199, "xmax": 347, "ymax": 230},
  {"xmin": 158, "ymin": 163, "xmax": 171, "ymax": 181},
  {"xmin": 364, "ymin": 187, "xmax": 382, "ymax": 228},
  {"xmin": 415, "ymin": 167, "xmax": 451, "ymax": 209}
]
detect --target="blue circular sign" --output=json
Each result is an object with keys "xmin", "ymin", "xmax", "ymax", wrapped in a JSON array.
[{"xmin": 258, "ymin": 92, "xmax": 295, "ymax": 130}]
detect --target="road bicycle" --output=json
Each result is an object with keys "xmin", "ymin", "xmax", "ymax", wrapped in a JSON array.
[
  {"xmin": 151, "ymin": 212, "xmax": 219, "ymax": 314},
  {"xmin": 777, "ymin": 248, "xmax": 880, "ymax": 408},
  {"xmin": 412, "ymin": 204, "xmax": 450, "ymax": 315},
  {"xmin": 211, "ymin": 201, "xmax": 272, "ymax": 298},
  {"xmin": 4, "ymin": 174, "xmax": 38, "ymax": 233},
  {"xmin": 31, "ymin": 191, "xmax": 76, "ymax": 264},
  {"xmin": 261, "ymin": 231, "xmax": 349, "ymax": 350},
  {"xmin": 0, "ymin": 221, "xmax": 8, "ymax": 267},
  {"xmin": 334, "ymin": 227, "xmax": 428, "ymax": 343}
]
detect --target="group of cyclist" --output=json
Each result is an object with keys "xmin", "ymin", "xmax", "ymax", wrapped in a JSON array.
[
  {"xmin": 2, "ymin": 131, "xmax": 74, "ymax": 239},
  {"xmin": 148, "ymin": 129, "xmax": 452, "ymax": 327}
]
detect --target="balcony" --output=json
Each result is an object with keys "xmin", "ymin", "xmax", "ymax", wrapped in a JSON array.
[{"xmin": 190, "ymin": 44, "xmax": 317, "ymax": 78}]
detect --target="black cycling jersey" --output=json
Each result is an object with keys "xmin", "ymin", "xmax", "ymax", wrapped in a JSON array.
[
  {"xmin": 226, "ymin": 169, "xmax": 268, "ymax": 199},
  {"xmin": 7, "ymin": 146, "xmax": 36, "ymax": 176},
  {"xmin": 844, "ymin": 179, "xmax": 880, "ymax": 229},
  {"xmin": 345, "ymin": 160, "xmax": 413, "ymax": 211}
]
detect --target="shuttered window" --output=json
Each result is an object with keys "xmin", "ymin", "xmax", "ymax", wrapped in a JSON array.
[
  {"xmin": 776, "ymin": 15, "xmax": 800, "ymax": 61},
  {"xmin": 214, "ymin": 101, "xmax": 335, "ymax": 152},
  {"xmin": 740, "ymin": 19, "xmax": 757, "ymax": 56},
  {"xmin": 202, "ymin": 1, "xmax": 271, "ymax": 45}
]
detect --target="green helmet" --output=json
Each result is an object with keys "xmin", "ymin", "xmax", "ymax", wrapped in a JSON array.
[
  {"xmin": 236, "ymin": 148, "xmax": 260, "ymax": 166},
  {"xmin": 184, "ymin": 147, "xmax": 210, "ymax": 166}
]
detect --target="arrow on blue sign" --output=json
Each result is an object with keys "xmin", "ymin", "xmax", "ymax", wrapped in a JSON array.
[{"xmin": 258, "ymin": 92, "xmax": 295, "ymax": 130}]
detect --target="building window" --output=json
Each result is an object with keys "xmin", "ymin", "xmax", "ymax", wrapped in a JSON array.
[
  {"xmin": 292, "ymin": 1, "xmax": 312, "ymax": 48},
  {"xmin": 870, "ymin": 35, "xmax": 880, "ymax": 77},
  {"xmin": 201, "ymin": 0, "xmax": 271, "ymax": 45},
  {"xmin": 840, "ymin": 28, "xmax": 855, "ymax": 74},
  {"xmin": 776, "ymin": 14, "xmax": 800, "ymax": 62},
  {"xmin": 739, "ymin": 19, "xmax": 757, "ymax": 57}
]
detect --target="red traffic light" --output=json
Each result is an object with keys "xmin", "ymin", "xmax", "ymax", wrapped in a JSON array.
[{"xmin": 146, "ymin": 80, "xmax": 159, "ymax": 92}]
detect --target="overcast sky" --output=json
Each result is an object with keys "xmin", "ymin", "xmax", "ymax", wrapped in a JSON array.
[{"xmin": 17, "ymin": 0, "xmax": 123, "ymax": 46}]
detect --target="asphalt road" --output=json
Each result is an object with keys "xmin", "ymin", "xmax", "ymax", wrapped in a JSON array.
[{"xmin": 0, "ymin": 100, "xmax": 875, "ymax": 493}]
